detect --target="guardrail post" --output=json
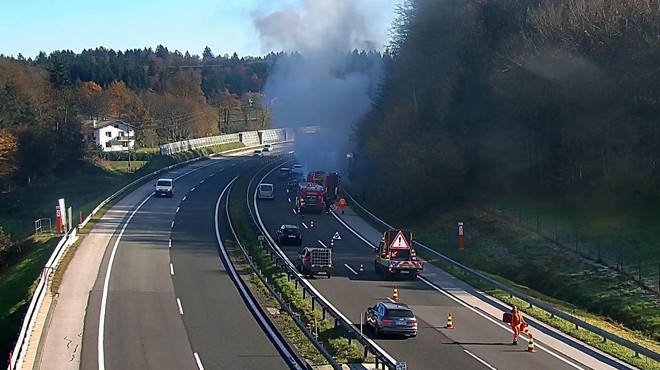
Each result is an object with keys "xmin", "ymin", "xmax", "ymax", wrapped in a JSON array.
[
  {"xmin": 302, "ymin": 288, "xmax": 306, "ymax": 299},
  {"xmin": 295, "ymin": 279, "xmax": 299, "ymax": 289},
  {"xmin": 311, "ymin": 296, "xmax": 316, "ymax": 310},
  {"xmin": 322, "ymin": 307, "xmax": 326, "ymax": 320}
]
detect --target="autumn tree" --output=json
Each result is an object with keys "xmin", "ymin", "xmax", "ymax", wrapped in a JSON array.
[{"xmin": 77, "ymin": 81, "xmax": 105, "ymax": 118}]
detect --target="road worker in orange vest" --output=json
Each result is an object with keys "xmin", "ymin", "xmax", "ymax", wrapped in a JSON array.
[
  {"xmin": 338, "ymin": 197, "xmax": 347, "ymax": 214},
  {"xmin": 510, "ymin": 306, "xmax": 530, "ymax": 345}
]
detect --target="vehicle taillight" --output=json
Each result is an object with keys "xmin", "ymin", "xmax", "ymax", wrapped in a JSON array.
[
  {"xmin": 382, "ymin": 319, "xmax": 394, "ymax": 324},
  {"xmin": 410, "ymin": 319, "xmax": 417, "ymax": 324}
]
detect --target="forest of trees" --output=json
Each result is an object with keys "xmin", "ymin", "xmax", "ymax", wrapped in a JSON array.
[
  {"xmin": 0, "ymin": 46, "xmax": 278, "ymax": 190},
  {"xmin": 356, "ymin": 0, "xmax": 660, "ymax": 216}
]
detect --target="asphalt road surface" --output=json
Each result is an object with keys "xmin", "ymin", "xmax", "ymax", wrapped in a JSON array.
[
  {"xmin": 254, "ymin": 163, "xmax": 598, "ymax": 370},
  {"xmin": 81, "ymin": 150, "xmax": 299, "ymax": 370}
]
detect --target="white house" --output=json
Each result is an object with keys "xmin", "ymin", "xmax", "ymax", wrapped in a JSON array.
[{"xmin": 87, "ymin": 120, "xmax": 136, "ymax": 152}]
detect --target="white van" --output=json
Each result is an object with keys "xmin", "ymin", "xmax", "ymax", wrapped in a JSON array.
[
  {"xmin": 257, "ymin": 183, "xmax": 274, "ymax": 199},
  {"xmin": 154, "ymin": 178, "xmax": 174, "ymax": 198}
]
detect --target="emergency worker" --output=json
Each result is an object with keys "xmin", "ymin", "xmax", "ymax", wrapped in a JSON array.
[
  {"xmin": 338, "ymin": 197, "xmax": 347, "ymax": 214},
  {"xmin": 510, "ymin": 306, "xmax": 530, "ymax": 345}
]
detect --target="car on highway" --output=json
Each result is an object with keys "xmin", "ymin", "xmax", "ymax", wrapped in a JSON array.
[
  {"xmin": 253, "ymin": 149, "xmax": 263, "ymax": 157},
  {"xmin": 257, "ymin": 183, "xmax": 274, "ymax": 199},
  {"xmin": 276, "ymin": 224, "xmax": 303, "ymax": 246},
  {"xmin": 365, "ymin": 301, "xmax": 418, "ymax": 338},
  {"xmin": 278, "ymin": 167, "xmax": 291, "ymax": 178},
  {"xmin": 287, "ymin": 173, "xmax": 305, "ymax": 188},
  {"xmin": 291, "ymin": 163, "xmax": 304, "ymax": 175},
  {"xmin": 154, "ymin": 178, "xmax": 174, "ymax": 198},
  {"xmin": 263, "ymin": 144, "xmax": 272, "ymax": 152}
]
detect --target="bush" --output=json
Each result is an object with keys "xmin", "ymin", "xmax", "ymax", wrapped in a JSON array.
[{"xmin": 0, "ymin": 226, "xmax": 15, "ymax": 269}]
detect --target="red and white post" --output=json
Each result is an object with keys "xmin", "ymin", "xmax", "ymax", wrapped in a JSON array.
[
  {"xmin": 55, "ymin": 205, "xmax": 62, "ymax": 234},
  {"xmin": 458, "ymin": 221, "xmax": 464, "ymax": 250}
]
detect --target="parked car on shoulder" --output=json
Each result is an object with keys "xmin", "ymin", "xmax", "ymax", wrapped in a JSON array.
[
  {"xmin": 365, "ymin": 301, "xmax": 418, "ymax": 338},
  {"xmin": 276, "ymin": 224, "xmax": 303, "ymax": 246},
  {"xmin": 154, "ymin": 178, "xmax": 174, "ymax": 198}
]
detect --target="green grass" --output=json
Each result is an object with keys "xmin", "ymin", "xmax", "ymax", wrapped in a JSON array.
[
  {"xmin": 134, "ymin": 147, "xmax": 159, "ymax": 154},
  {"xmin": 0, "ymin": 236, "xmax": 59, "ymax": 357},
  {"xmin": 345, "ymin": 188, "xmax": 660, "ymax": 369},
  {"xmin": 103, "ymin": 161, "xmax": 148, "ymax": 173},
  {"xmin": 228, "ymin": 165, "xmax": 365, "ymax": 365},
  {"xmin": 0, "ymin": 140, "xmax": 249, "ymax": 359}
]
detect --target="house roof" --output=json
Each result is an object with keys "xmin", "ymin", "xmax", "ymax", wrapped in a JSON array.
[{"xmin": 89, "ymin": 120, "xmax": 136, "ymax": 129}]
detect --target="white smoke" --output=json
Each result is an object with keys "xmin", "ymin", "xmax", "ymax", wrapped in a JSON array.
[{"xmin": 253, "ymin": 0, "xmax": 394, "ymax": 173}]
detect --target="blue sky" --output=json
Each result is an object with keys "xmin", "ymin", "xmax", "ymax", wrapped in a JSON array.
[{"xmin": 0, "ymin": 0, "xmax": 400, "ymax": 59}]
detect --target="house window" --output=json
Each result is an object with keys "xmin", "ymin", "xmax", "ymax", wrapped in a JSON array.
[
  {"xmin": 105, "ymin": 141, "xmax": 112, "ymax": 148},
  {"xmin": 119, "ymin": 131, "xmax": 125, "ymax": 137},
  {"xmin": 114, "ymin": 124, "xmax": 119, "ymax": 128},
  {"xmin": 106, "ymin": 132, "xmax": 112, "ymax": 137},
  {"xmin": 122, "ymin": 141, "xmax": 128, "ymax": 147}
]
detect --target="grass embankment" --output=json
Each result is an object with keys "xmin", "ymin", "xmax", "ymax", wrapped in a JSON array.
[
  {"xmin": 228, "ymin": 168, "xmax": 364, "ymax": 366},
  {"xmin": 348, "ymin": 191, "xmax": 660, "ymax": 369},
  {"xmin": 0, "ymin": 141, "xmax": 246, "ymax": 359}
]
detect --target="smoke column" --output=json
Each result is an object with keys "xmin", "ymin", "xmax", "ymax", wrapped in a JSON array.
[{"xmin": 253, "ymin": 0, "xmax": 396, "ymax": 173}]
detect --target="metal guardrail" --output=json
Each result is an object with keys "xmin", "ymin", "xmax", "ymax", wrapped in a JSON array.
[
  {"xmin": 342, "ymin": 189, "xmax": 660, "ymax": 363},
  {"xmin": 225, "ymin": 165, "xmax": 338, "ymax": 369},
  {"xmin": 249, "ymin": 159, "xmax": 399, "ymax": 370},
  {"xmin": 6, "ymin": 142, "xmax": 289, "ymax": 370}
]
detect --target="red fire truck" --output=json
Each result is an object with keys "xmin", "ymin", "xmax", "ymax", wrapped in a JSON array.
[
  {"xmin": 306, "ymin": 171, "xmax": 325, "ymax": 185},
  {"xmin": 374, "ymin": 229, "xmax": 423, "ymax": 279},
  {"xmin": 296, "ymin": 182, "xmax": 325, "ymax": 213}
]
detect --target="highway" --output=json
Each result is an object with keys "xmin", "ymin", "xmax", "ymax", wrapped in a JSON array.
[
  {"xmin": 253, "ymin": 162, "xmax": 601, "ymax": 370},
  {"xmin": 80, "ymin": 151, "xmax": 302, "ymax": 370}
]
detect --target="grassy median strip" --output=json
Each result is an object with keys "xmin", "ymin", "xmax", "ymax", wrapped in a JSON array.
[
  {"xmin": 345, "ymin": 190, "xmax": 660, "ymax": 370},
  {"xmin": 228, "ymin": 168, "xmax": 365, "ymax": 365}
]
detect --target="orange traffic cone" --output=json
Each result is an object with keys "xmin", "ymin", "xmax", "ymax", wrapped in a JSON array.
[
  {"xmin": 446, "ymin": 312, "xmax": 454, "ymax": 329},
  {"xmin": 526, "ymin": 334, "xmax": 536, "ymax": 352},
  {"xmin": 392, "ymin": 286, "xmax": 399, "ymax": 301},
  {"xmin": 359, "ymin": 264, "xmax": 364, "ymax": 274}
]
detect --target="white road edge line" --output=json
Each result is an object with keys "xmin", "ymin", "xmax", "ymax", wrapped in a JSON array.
[
  {"xmin": 344, "ymin": 263, "xmax": 358, "ymax": 275},
  {"xmin": 176, "ymin": 298, "xmax": 184, "ymax": 315},
  {"xmin": 217, "ymin": 177, "xmax": 304, "ymax": 370},
  {"xmin": 170, "ymin": 263, "xmax": 175, "ymax": 276},
  {"xmin": 182, "ymin": 196, "xmax": 187, "ymax": 201},
  {"xmin": 333, "ymin": 211, "xmax": 586, "ymax": 370},
  {"xmin": 98, "ymin": 195, "xmax": 152, "ymax": 370},
  {"xmin": 318, "ymin": 240, "xmax": 327, "ymax": 248},
  {"xmin": 98, "ymin": 157, "xmax": 220, "ymax": 370},
  {"xmin": 464, "ymin": 349, "xmax": 497, "ymax": 370},
  {"xmin": 168, "ymin": 239, "xmax": 172, "ymax": 248},
  {"xmin": 193, "ymin": 352, "xmax": 204, "ymax": 370},
  {"xmin": 176, "ymin": 207, "xmax": 180, "ymax": 213},
  {"xmin": 302, "ymin": 222, "xmax": 308, "ymax": 229}
]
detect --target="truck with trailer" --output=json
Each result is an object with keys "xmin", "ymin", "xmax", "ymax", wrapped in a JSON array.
[
  {"xmin": 296, "ymin": 182, "xmax": 325, "ymax": 213},
  {"xmin": 375, "ymin": 229, "xmax": 423, "ymax": 279}
]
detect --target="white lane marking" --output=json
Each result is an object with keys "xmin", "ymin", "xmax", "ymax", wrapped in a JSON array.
[
  {"xmin": 98, "ymin": 195, "xmax": 152, "ymax": 370},
  {"xmin": 171, "ymin": 221, "xmax": 175, "ymax": 228},
  {"xmin": 191, "ymin": 187, "xmax": 196, "ymax": 192},
  {"xmin": 335, "ymin": 209, "xmax": 584, "ymax": 369},
  {"xmin": 344, "ymin": 264, "xmax": 358, "ymax": 275},
  {"xmin": 217, "ymin": 177, "xmax": 304, "ymax": 370},
  {"xmin": 220, "ymin": 168, "xmax": 225, "ymax": 171},
  {"xmin": 170, "ymin": 263, "xmax": 175, "ymax": 276},
  {"xmin": 318, "ymin": 240, "xmax": 327, "ymax": 248},
  {"xmin": 176, "ymin": 298, "xmax": 184, "ymax": 315},
  {"xmin": 464, "ymin": 349, "xmax": 497, "ymax": 370},
  {"xmin": 176, "ymin": 207, "xmax": 180, "ymax": 213},
  {"xmin": 387, "ymin": 297, "xmax": 396, "ymax": 303},
  {"xmin": 99, "ymin": 157, "xmax": 226, "ymax": 370},
  {"xmin": 302, "ymin": 222, "xmax": 308, "ymax": 229},
  {"xmin": 288, "ymin": 197, "xmax": 291, "ymax": 203},
  {"xmin": 168, "ymin": 239, "xmax": 172, "ymax": 248},
  {"xmin": 417, "ymin": 276, "xmax": 585, "ymax": 369},
  {"xmin": 292, "ymin": 208, "xmax": 297, "ymax": 214},
  {"xmin": 194, "ymin": 352, "xmax": 205, "ymax": 370},
  {"xmin": 210, "ymin": 173, "xmax": 215, "ymax": 177},
  {"xmin": 200, "ymin": 179, "xmax": 205, "ymax": 184},
  {"xmin": 231, "ymin": 163, "xmax": 236, "ymax": 167},
  {"xmin": 182, "ymin": 196, "xmax": 187, "ymax": 201}
]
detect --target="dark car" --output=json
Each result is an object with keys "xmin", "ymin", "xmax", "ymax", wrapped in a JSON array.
[
  {"xmin": 365, "ymin": 301, "xmax": 418, "ymax": 338},
  {"xmin": 287, "ymin": 173, "xmax": 305, "ymax": 188},
  {"xmin": 276, "ymin": 224, "xmax": 303, "ymax": 246}
]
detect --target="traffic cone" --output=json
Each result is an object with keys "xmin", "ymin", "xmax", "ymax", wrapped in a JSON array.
[
  {"xmin": 446, "ymin": 312, "xmax": 454, "ymax": 329},
  {"xmin": 392, "ymin": 286, "xmax": 399, "ymax": 301},
  {"xmin": 526, "ymin": 334, "xmax": 536, "ymax": 352},
  {"xmin": 359, "ymin": 264, "xmax": 364, "ymax": 274}
]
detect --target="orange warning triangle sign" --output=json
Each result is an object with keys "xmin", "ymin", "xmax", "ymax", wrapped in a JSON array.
[{"xmin": 389, "ymin": 230, "xmax": 411, "ymax": 250}]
